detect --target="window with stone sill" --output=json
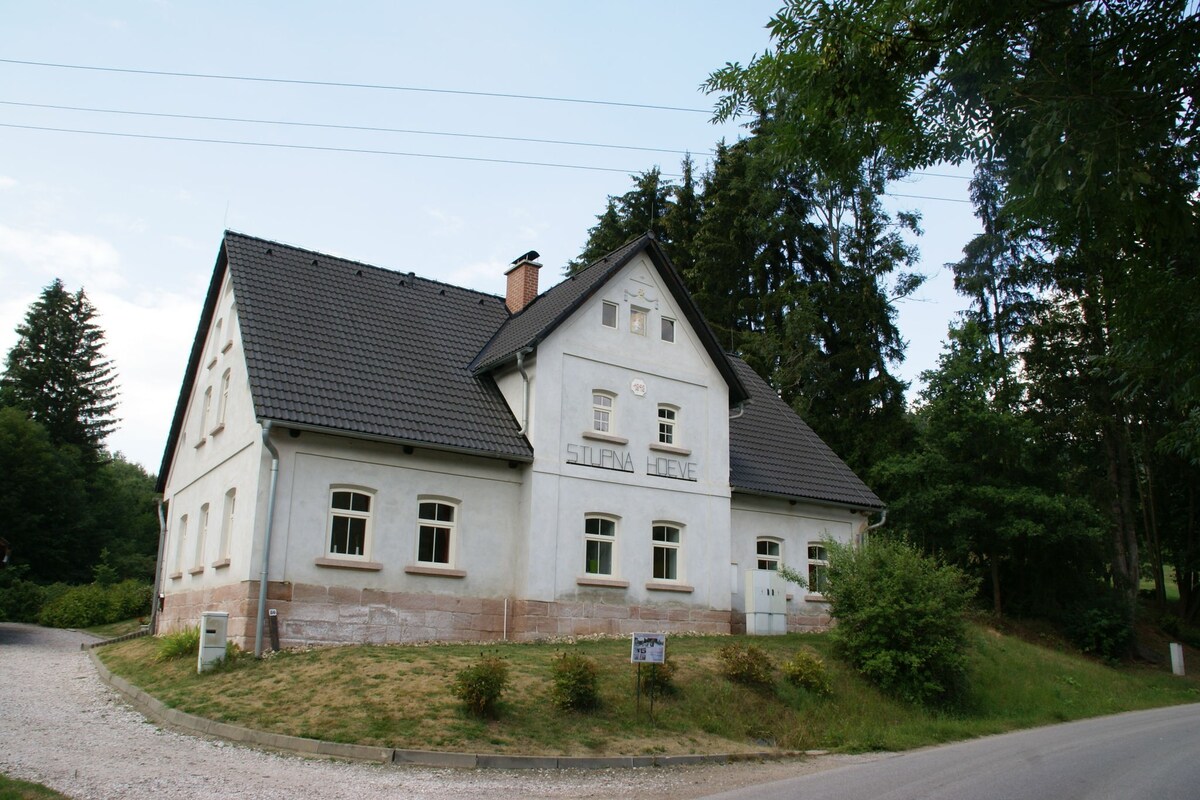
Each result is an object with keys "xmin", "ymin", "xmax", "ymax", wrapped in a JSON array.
[
  {"xmin": 584, "ymin": 514, "xmax": 617, "ymax": 577},
  {"xmin": 652, "ymin": 523, "xmax": 682, "ymax": 582},
  {"xmin": 592, "ymin": 391, "xmax": 615, "ymax": 434},
  {"xmin": 327, "ymin": 488, "xmax": 374, "ymax": 561},
  {"xmin": 657, "ymin": 405, "xmax": 677, "ymax": 446},
  {"xmin": 807, "ymin": 543, "xmax": 830, "ymax": 594},
  {"xmin": 416, "ymin": 498, "xmax": 458, "ymax": 567}
]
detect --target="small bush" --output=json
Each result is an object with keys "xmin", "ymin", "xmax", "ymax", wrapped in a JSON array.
[
  {"xmin": 825, "ymin": 538, "xmax": 976, "ymax": 707},
  {"xmin": 34, "ymin": 579, "xmax": 152, "ymax": 628},
  {"xmin": 452, "ymin": 653, "xmax": 511, "ymax": 717},
  {"xmin": 637, "ymin": 655, "xmax": 678, "ymax": 696},
  {"xmin": 0, "ymin": 567, "xmax": 46, "ymax": 623},
  {"xmin": 156, "ymin": 626, "xmax": 201, "ymax": 661},
  {"xmin": 717, "ymin": 642, "xmax": 775, "ymax": 688},
  {"xmin": 1061, "ymin": 592, "xmax": 1134, "ymax": 664},
  {"xmin": 782, "ymin": 648, "xmax": 832, "ymax": 695},
  {"xmin": 550, "ymin": 652, "xmax": 601, "ymax": 711}
]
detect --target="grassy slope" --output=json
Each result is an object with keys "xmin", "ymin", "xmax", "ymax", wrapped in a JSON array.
[
  {"xmin": 97, "ymin": 625, "xmax": 1200, "ymax": 757},
  {"xmin": 0, "ymin": 774, "xmax": 72, "ymax": 800}
]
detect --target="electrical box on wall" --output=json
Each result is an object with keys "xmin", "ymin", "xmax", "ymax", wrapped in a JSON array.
[
  {"xmin": 197, "ymin": 611, "xmax": 229, "ymax": 673},
  {"xmin": 744, "ymin": 569, "xmax": 787, "ymax": 635}
]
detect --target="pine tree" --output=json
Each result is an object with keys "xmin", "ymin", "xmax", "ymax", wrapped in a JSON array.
[{"xmin": 1, "ymin": 279, "xmax": 118, "ymax": 462}]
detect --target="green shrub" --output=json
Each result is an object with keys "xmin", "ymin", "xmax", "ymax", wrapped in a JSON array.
[
  {"xmin": 717, "ymin": 642, "xmax": 775, "ymax": 688},
  {"xmin": 35, "ymin": 580, "xmax": 152, "ymax": 628},
  {"xmin": 637, "ymin": 655, "xmax": 678, "ymax": 696},
  {"xmin": 0, "ymin": 566, "xmax": 47, "ymax": 623},
  {"xmin": 155, "ymin": 626, "xmax": 201, "ymax": 661},
  {"xmin": 782, "ymin": 647, "xmax": 832, "ymax": 695},
  {"xmin": 452, "ymin": 653, "xmax": 511, "ymax": 717},
  {"xmin": 550, "ymin": 652, "xmax": 601, "ymax": 711},
  {"xmin": 1061, "ymin": 592, "xmax": 1134, "ymax": 664},
  {"xmin": 825, "ymin": 538, "xmax": 976, "ymax": 707}
]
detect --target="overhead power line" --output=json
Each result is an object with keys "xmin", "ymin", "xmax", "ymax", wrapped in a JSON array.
[
  {"xmin": 0, "ymin": 58, "xmax": 712, "ymax": 114},
  {"xmin": 0, "ymin": 122, "xmax": 680, "ymax": 176},
  {"xmin": 0, "ymin": 99, "xmax": 705, "ymax": 157}
]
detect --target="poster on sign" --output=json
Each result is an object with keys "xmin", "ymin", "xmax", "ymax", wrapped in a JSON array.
[{"xmin": 630, "ymin": 632, "xmax": 666, "ymax": 664}]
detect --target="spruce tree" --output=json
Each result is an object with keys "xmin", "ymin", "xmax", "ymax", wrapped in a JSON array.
[{"xmin": 1, "ymin": 279, "xmax": 118, "ymax": 462}]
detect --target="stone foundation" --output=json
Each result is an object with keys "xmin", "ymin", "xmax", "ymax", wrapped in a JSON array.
[
  {"xmin": 159, "ymin": 582, "xmax": 732, "ymax": 650},
  {"xmin": 729, "ymin": 607, "xmax": 835, "ymax": 636}
]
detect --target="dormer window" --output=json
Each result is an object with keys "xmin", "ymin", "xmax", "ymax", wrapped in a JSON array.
[
  {"xmin": 602, "ymin": 301, "xmax": 617, "ymax": 328},
  {"xmin": 630, "ymin": 307, "xmax": 647, "ymax": 336}
]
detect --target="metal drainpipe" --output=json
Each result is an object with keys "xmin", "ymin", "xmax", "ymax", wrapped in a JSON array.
[
  {"xmin": 516, "ymin": 348, "xmax": 532, "ymax": 434},
  {"xmin": 862, "ymin": 508, "xmax": 888, "ymax": 545},
  {"xmin": 254, "ymin": 421, "xmax": 281, "ymax": 658},
  {"xmin": 151, "ymin": 498, "xmax": 168, "ymax": 633}
]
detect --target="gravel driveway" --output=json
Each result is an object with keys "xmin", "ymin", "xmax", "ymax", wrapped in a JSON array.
[{"xmin": 0, "ymin": 623, "xmax": 867, "ymax": 799}]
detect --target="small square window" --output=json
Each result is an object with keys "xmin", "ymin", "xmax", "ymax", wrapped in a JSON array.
[
  {"xmin": 630, "ymin": 307, "xmax": 647, "ymax": 336},
  {"xmin": 661, "ymin": 317, "xmax": 675, "ymax": 342},
  {"xmin": 602, "ymin": 301, "xmax": 617, "ymax": 328}
]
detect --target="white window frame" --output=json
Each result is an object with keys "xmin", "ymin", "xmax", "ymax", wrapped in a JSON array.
[
  {"xmin": 416, "ymin": 497, "xmax": 459, "ymax": 567},
  {"xmin": 756, "ymin": 537, "xmax": 781, "ymax": 571},
  {"xmin": 629, "ymin": 306, "xmax": 648, "ymax": 336},
  {"xmin": 652, "ymin": 523, "xmax": 683, "ymax": 582},
  {"xmin": 601, "ymin": 300, "xmax": 618, "ymax": 329},
  {"xmin": 215, "ymin": 488, "xmax": 235, "ymax": 565},
  {"xmin": 172, "ymin": 514, "xmax": 188, "ymax": 575},
  {"xmin": 807, "ymin": 542, "xmax": 830, "ymax": 594},
  {"xmin": 584, "ymin": 514, "xmax": 618, "ymax": 577},
  {"xmin": 326, "ymin": 487, "xmax": 374, "ymax": 561},
  {"xmin": 192, "ymin": 503, "xmax": 209, "ymax": 571},
  {"xmin": 213, "ymin": 368, "xmax": 231, "ymax": 432},
  {"xmin": 592, "ymin": 391, "xmax": 615, "ymax": 434},
  {"xmin": 660, "ymin": 316, "xmax": 676, "ymax": 343},
  {"xmin": 657, "ymin": 405, "xmax": 678, "ymax": 446}
]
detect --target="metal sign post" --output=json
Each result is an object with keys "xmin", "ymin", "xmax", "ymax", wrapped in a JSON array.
[{"xmin": 631, "ymin": 633, "xmax": 666, "ymax": 722}]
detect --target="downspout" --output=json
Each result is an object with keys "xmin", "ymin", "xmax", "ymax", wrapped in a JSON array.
[
  {"xmin": 254, "ymin": 421, "xmax": 281, "ymax": 658},
  {"xmin": 728, "ymin": 401, "xmax": 747, "ymax": 420},
  {"xmin": 516, "ymin": 348, "xmax": 533, "ymax": 434},
  {"xmin": 862, "ymin": 508, "xmax": 888, "ymax": 545},
  {"xmin": 151, "ymin": 499, "xmax": 168, "ymax": 633}
]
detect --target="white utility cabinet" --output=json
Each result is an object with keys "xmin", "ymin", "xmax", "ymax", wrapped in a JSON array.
[
  {"xmin": 744, "ymin": 569, "xmax": 788, "ymax": 635},
  {"xmin": 197, "ymin": 611, "xmax": 229, "ymax": 673}
]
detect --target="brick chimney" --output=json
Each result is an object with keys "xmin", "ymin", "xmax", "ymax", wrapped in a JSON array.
[{"xmin": 504, "ymin": 250, "xmax": 541, "ymax": 313}]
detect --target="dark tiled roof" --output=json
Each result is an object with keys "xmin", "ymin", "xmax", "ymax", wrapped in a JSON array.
[
  {"xmin": 472, "ymin": 235, "xmax": 749, "ymax": 404},
  {"xmin": 729, "ymin": 357, "xmax": 883, "ymax": 509}
]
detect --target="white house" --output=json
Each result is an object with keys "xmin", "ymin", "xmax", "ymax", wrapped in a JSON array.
[{"xmin": 155, "ymin": 232, "xmax": 883, "ymax": 650}]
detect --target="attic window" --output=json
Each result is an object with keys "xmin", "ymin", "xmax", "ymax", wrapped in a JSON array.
[
  {"xmin": 601, "ymin": 301, "xmax": 617, "ymax": 328},
  {"xmin": 661, "ymin": 317, "xmax": 675, "ymax": 343}
]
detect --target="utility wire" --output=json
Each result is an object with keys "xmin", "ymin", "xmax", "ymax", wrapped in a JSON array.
[
  {"xmin": 0, "ymin": 99, "xmax": 705, "ymax": 156},
  {"xmin": 0, "ymin": 58, "xmax": 711, "ymax": 114},
  {"xmin": 0, "ymin": 122, "xmax": 680, "ymax": 176}
]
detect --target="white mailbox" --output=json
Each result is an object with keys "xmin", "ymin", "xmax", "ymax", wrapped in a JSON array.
[
  {"xmin": 744, "ymin": 569, "xmax": 788, "ymax": 635},
  {"xmin": 197, "ymin": 611, "xmax": 229, "ymax": 673}
]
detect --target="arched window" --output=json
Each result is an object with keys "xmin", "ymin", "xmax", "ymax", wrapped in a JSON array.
[
  {"xmin": 652, "ymin": 523, "xmax": 682, "ymax": 582},
  {"xmin": 756, "ymin": 538, "xmax": 781, "ymax": 571},
  {"xmin": 417, "ymin": 498, "xmax": 459, "ymax": 567},
  {"xmin": 327, "ymin": 488, "xmax": 374, "ymax": 560},
  {"xmin": 584, "ymin": 515, "xmax": 618, "ymax": 576}
]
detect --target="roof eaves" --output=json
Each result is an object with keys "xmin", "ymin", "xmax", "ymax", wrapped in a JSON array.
[
  {"xmin": 265, "ymin": 418, "xmax": 534, "ymax": 463},
  {"xmin": 731, "ymin": 485, "xmax": 885, "ymax": 512}
]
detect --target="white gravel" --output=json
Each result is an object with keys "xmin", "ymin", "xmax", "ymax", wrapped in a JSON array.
[{"xmin": 0, "ymin": 623, "xmax": 871, "ymax": 799}]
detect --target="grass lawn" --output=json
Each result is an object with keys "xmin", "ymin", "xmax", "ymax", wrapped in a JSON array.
[
  {"xmin": 0, "ymin": 773, "xmax": 71, "ymax": 800},
  {"xmin": 96, "ymin": 622, "xmax": 1200, "ymax": 757}
]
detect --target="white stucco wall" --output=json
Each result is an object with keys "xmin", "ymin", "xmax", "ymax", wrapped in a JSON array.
[
  {"xmin": 518, "ymin": 253, "xmax": 734, "ymax": 608},
  {"xmin": 162, "ymin": 276, "xmax": 265, "ymax": 596},
  {"xmin": 262, "ymin": 431, "xmax": 524, "ymax": 597}
]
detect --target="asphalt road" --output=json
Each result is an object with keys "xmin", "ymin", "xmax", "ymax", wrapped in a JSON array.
[{"xmin": 701, "ymin": 703, "xmax": 1200, "ymax": 800}]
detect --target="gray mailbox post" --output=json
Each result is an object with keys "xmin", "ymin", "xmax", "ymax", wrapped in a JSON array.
[{"xmin": 198, "ymin": 611, "xmax": 229, "ymax": 673}]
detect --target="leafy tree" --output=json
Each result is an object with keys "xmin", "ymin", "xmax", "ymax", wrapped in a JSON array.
[
  {"xmin": 875, "ymin": 321, "xmax": 1104, "ymax": 616},
  {"xmin": 1, "ymin": 279, "xmax": 118, "ymax": 462},
  {"xmin": 707, "ymin": 0, "xmax": 1200, "ymax": 621},
  {"xmin": 0, "ymin": 407, "xmax": 92, "ymax": 583},
  {"xmin": 88, "ymin": 456, "xmax": 161, "ymax": 580}
]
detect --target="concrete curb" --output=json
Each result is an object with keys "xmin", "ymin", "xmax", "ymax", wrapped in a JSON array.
[{"xmin": 87, "ymin": 650, "xmax": 793, "ymax": 770}]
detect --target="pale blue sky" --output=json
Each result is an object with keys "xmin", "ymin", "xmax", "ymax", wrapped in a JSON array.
[{"xmin": 0, "ymin": 1, "xmax": 978, "ymax": 471}]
